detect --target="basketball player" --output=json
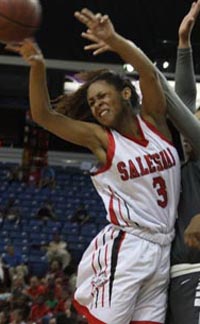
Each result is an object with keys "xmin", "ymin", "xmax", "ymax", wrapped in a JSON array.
[
  {"xmin": 165, "ymin": 2, "xmax": 200, "ymax": 323},
  {"xmin": 7, "ymin": 7, "xmax": 200, "ymax": 324}
]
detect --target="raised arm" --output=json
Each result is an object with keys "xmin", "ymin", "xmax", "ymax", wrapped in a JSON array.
[
  {"xmin": 6, "ymin": 40, "xmax": 108, "ymax": 163},
  {"xmin": 76, "ymin": 7, "xmax": 200, "ymax": 157},
  {"xmin": 75, "ymin": 9, "xmax": 167, "ymax": 125},
  {"xmin": 175, "ymin": 1, "xmax": 200, "ymax": 112}
]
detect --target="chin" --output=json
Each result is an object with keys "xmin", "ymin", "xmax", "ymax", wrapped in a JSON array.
[{"xmin": 99, "ymin": 119, "xmax": 113, "ymax": 128}]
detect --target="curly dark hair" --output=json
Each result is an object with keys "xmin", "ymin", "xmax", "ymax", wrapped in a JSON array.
[{"xmin": 53, "ymin": 69, "xmax": 139, "ymax": 122}]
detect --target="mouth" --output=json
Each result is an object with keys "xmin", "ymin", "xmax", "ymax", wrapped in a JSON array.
[{"xmin": 98, "ymin": 108, "xmax": 109, "ymax": 118}]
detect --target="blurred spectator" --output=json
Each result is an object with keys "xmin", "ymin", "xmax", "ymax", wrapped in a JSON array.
[
  {"xmin": 10, "ymin": 308, "xmax": 27, "ymax": 324},
  {"xmin": 24, "ymin": 276, "xmax": 46, "ymax": 302},
  {"xmin": 0, "ymin": 198, "xmax": 21, "ymax": 225},
  {"xmin": 29, "ymin": 294, "xmax": 52, "ymax": 324},
  {"xmin": 44, "ymin": 277, "xmax": 63, "ymax": 301},
  {"xmin": 45, "ymin": 289, "xmax": 58, "ymax": 313},
  {"xmin": 45, "ymin": 234, "xmax": 71, "ymax": 270},
  {"xmin": 0, "ymin": 258, "xmax": 5, "ymax": 286},
  {"xmin": 1, "ymin": 245, "xmax": 28, "ymax": 282},
  {"xmin": 0, "ymin": 310, "xmax": 10, "ymax": 324},
  {"xmin": 70, "ymin": 204, "xmax": 90, "ymax": 225},
  {"xmin": 36, "ymin": 200, "xmax": 57, "ymax": 223},
  {"xmin": 54, "ymin": 289, "xmax": 72, "ymax": 316},
  {"xmin": 68, "ymin": 272, "xmax": 77, "ymax": 294},
  {"xmin": 46, "ymin": 260, "xmax": 65, "ymax": 283},
  {"xmin": 6, "ymin": 165, "xmax": 24, "ymax": 183},
  {"xmin": 39, "ymin": 166, "xmax": 56, "ymax": 189},
  {"xmin": 9, "ymin": 274, "xmax": 30, "ymax": 310},
  {"xmin": 28, "ymin": 165, "xmax": 41, "ymax": 186}
]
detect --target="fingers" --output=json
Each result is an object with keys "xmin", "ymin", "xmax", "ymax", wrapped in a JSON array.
[
  {"xmin": 5, "ymin": 38, "xmax": 43, "ymax": 66},
  {"xmin": 190, "ymin": 1, "xmax": 200, "ymax": 20},
  {"xmin": 74, "ymin": 8, "xmax": 99, "ymax": 27},
  {"xmin": 93, "ymin": 46, "xmax": 109, "ymax": 55},
  {"xmin": 75, "ymin": 8, "xmax": 108, "ymax": 28},
  {"xmin": 81, "ymin": 31, "xmax": 99, "ymax": 43},
  {"xmin": 185, "ymin": 234, "xmax": 200, "ymax": 250},
  {"xmin": 84, "ymin": 43, "xmax": 101, "ymax": 51}
]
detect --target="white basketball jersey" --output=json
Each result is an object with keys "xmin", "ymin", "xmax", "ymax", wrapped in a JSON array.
[{"xmin": 91, "ymin": 115, "xmax": 180, "ymax": 245}]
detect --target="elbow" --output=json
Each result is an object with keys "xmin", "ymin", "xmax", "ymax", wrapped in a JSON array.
[
  {"xmin": 31, "ymin": 110, "xmax": 47, "ymax": 128},
  {"xmin": 142, "ymin": 69, "xmax": 159, "ymax": 84}
]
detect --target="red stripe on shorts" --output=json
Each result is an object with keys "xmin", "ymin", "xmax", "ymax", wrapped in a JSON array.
[{"xmin": 73, "ymin": 299, "xmax": 106, "ymax": 324}]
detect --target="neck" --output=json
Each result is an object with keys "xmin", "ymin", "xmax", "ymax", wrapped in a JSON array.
[{"xmin": 116, "ymin": 112, "xmax": 140, "ymax": 137}]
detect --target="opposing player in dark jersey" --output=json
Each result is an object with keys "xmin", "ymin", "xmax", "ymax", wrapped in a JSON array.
[{"xmin": 166, "ymin": 2, "xmax": 200, "ymax": 324}]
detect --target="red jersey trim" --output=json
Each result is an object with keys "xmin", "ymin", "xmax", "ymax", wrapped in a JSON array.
[
  {"xmin": 91, "ymin": 129, "xmax": 115, "ymax": 176},
  {"xmin": 73, "ymin": 299, "xmax": 106, "ymax": 324},
  {"xmin": 120, "ymin": 117, "xmax": 149, "ymax": 147},
  {"xmin": 140, "ymin": 115, "xmax": 174, "ymax": 147},
  {"xmin": 108, "ymin": 186, "xmax": 120, "ymax": 226}
]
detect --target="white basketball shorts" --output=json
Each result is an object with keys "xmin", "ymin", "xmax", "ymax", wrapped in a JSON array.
[{"xmin": 73, "ymin": 224, "xmax": 170, "ymax": 324}]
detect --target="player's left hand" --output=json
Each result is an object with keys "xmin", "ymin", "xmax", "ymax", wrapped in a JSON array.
[
  {"xmin": 184, "ymin": 213, "xmax": 200, "ymax": 249},
  {"xmin": 75, "ymin": 8, "xmax": 115, "ymax": 44},
  {"xmin": 81, "ymin": 29, "xmax": 111, "ymax": 55}
]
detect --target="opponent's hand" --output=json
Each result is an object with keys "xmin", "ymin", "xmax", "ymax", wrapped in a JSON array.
[
  {"xmin": 74, "ymin": 8, "xmax": 115, "ymax": 44},
  {"xmin": 178, "ymin": 0, "xmax": 200, "ymax": 47},
  {"xmin": 184, "ymin": 214, "xmax": 200, "ymax": 249},
  {"xmin": 5, "ymin": 39, "xmax": 44, "ymax": 67}
]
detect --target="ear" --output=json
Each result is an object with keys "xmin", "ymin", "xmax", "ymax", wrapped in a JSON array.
[{"xmin": 121, "ymin": 87, "xmax": 132, "ymax": 100}]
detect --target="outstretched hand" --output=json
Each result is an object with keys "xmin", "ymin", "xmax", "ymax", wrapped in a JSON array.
[
  {"xmin": 178, "ymin": 0, "xmax": 200, "ymax": 47},
  {"xmin": 184, "ymin": 214, "xmax": 200, "ymax": 249},
  {"xmin": 74, "ymin": 8, "xmax": 115, "ymax": 55},
  {"xmin": 81, "ymin": 29, "xmax": 111, "ymax": 55},
  {"xmin": 5, "ymin": 39, "xmax": 44, "ymax": 67}
]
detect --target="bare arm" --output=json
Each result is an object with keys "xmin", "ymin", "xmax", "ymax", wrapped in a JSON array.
[
  {"xmin": 73, "ymin": 9, "xmax": 200, "ymax": 156},
  {"xmin": 75, "ymin": 9, "xmax": 167, "ymax": 125},
  {"xmin": 7, "ymin": 40, "xmax": 108, "ymax": 164}
]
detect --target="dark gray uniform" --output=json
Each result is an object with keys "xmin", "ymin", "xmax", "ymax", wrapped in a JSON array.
[{"xmin": 165, "ymin": 48, "xmax": 200, "ymax": 324}]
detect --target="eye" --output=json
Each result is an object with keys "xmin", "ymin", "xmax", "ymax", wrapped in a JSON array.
[
  {"xmin": 98, "ymin": 93, "xmax": 106, "ymax": 99},
  {"xmin": 89, "ymin": 101, "xmax": 95, "ymax": 108}
]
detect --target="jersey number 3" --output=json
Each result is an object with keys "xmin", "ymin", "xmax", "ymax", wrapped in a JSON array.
[{"xmin": 153, "ymin": 176, "xmax": 168, "ymax": 208}]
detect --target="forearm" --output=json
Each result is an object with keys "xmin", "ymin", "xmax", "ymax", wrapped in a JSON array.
[
  {"xmin": 107, "ymin": 33, "xmax": 156, "ymax": 78},
  {"xmin": 158, "ymin": 70, "xmax": 200, "ymax": 157},
  {"xmin": 175, "ymin": 47, "xmax": 196, "ymax": 112},
  {"xmin": 29, "ymin": 62, "xmax": 52, "ymax": 125},
  {"xmin": 107, "ymin": 33, "xmax": 167, "ymax": 117}
]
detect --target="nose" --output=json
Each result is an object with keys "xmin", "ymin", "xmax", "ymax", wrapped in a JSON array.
[{"xmin": 92, "ymin": 98, "xmax": 103, "ymax": 113}]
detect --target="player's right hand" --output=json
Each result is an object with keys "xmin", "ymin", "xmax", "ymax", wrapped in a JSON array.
[{"xmin": 5, "ymin": 38, "xmax": 45, "ymax": 67}]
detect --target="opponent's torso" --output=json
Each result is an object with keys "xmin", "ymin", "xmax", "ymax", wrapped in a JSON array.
[{"xmin": 171, "ymin": 159, "xmax": 200, "ymax": 264}]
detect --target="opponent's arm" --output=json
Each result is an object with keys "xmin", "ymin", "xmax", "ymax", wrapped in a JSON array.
[{"xmin": 175, "ymin": 1, "xmax": 200, "ymax": 112}]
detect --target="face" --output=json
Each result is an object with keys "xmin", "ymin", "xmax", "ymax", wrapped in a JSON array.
[
  {"xmin": 87, "ymin": 80, "xmax": 126, "ymax": 128},
  {"xmin": 30, "ymin": 276, "xmax": 38, "ymax": 287}
]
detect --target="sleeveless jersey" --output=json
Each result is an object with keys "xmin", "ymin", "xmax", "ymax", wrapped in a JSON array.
[{"xmin": 91, "ymin": 115, "xmax": 181, "ymax": 245}]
